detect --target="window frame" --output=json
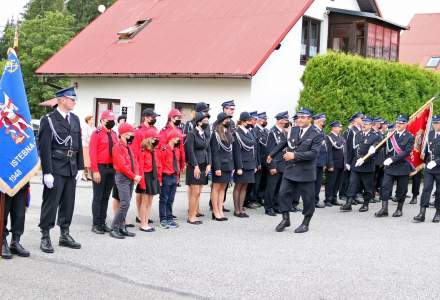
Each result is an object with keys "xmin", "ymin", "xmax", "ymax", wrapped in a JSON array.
[
  {"xmin": 300, "ymin": 16, "xmax": 321, "ymax": 65},
  {"xmin": 426, "ymin": 57, "xmax": 440, "ymax": 68}
]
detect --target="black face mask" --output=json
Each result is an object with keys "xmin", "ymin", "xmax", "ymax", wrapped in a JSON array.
[
  {"xmin": 174, "ymin": 140, "xmax": 181, "ymax": 147},
  {"xmin": 148, "ymin": 118, "xmax": 157, "ymax": 126},
  {"xmin": 152, "ymin": 139, "xmax": 159, "ymax": 147},
  {"xmin": 105, "ymin": 120, "xmax": 115, "ymax": 129},
  {"xmin": 262, "ymin": 121, "xmax": 267, "ymax": 128},
  {"xmin": 126, "ymin": 135, "xmax": 134, "ymax": 145},
  {"xmin": 173, "ymin": 119, "xmax": 182, "ymax": 126},
  {"xmin": 201, "ymin": 123, "xmax": 209, "ymax": 129},
  {"xmin": 245, "ymin": 124, "xmax": 253, "ymax": 129},
  {"xmin": 283, "ymin": 123, "xmax": 290, "ymax": 129},
  {"xmin": 223, "ymin": 121, "xmax": 231, "ymax": 128}
]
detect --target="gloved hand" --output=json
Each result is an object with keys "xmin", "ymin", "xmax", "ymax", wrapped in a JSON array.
[
  {"xmin": 355, "ymin": 158, "xmax": 364, "ymax": 167},
  {"xmin": 383, "ymin": 158, "xmax": 393, "ymax": 166},
  {"xmin": 345, "ymin": 164, "xmax": 351, "ymax": 171},
  {"xmin": 76, "ymin": 170, "xmax": 83, "ymax": 181},
  {"xmin": 427, "ymin": 161, "xmax": 437, "ymax": 170},
  {"xmin": 43, "ymin": 174, "xmax": 54, "ymax": 189},
  {"xmin": 368, "ymin": 146, "xmax": 376, "ymax": 155}
]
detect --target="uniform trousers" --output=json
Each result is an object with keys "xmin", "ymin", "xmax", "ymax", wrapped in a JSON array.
[
  {"xmin": 325, "ymin": 168, "xmax": 344, "ymax": 202},
  {"xmin": 92, "ymin": 164, "xmax": 115, "ymax": 226},
  {"xmin": 4, "ymin": 185, "xmax": 28, "ymax": 237},
  {"xmin": 381, "ymin": 173, "xmax": 409, "ymax": 203},
  {"xmin": 112, "ymin": 173, "xmax": 134, "ymax": 229},
  {"xmin": 346, "ymin": 171, "xmax": 374, "ymax": 202},
  {"xmin": 420, "ymin": 171, "xmax": 440, "ymax": 209},
  {"xmin": 278, "ymin": 177, "xmax": 315, "ymax": 217}
]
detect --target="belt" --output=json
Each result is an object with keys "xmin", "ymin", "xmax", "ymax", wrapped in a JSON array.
[
  {"xmin": 99, "ymin": 163, "xmax": 114, "ymax": 168},
  {"xmin": 54, "ymin": 149, "xmax": 78, "ymax": 157}
]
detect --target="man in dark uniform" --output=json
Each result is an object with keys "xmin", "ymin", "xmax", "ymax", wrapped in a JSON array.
[
  {"xmin": 38, "ymin": 87, "xmax": 83, "ymax": 253},
  {"xmin": 1, "ymin": 184, "xmax": 31, "ymax": 259},
  {"xmin": 375, "ymin": 115, "xmax": 414, "ymax": 217},
  {"xmin": 312, "ymin": 113, "xmax": 328, "ymax": 208},
  {"xmin": 244, "ymin": 111, "xmax": 261, "ymax": 209},
  {"xmin": 414, "ymin": 115, "xmax": 440, "ymax": 223},
  {"xmin": 324, "ymin": 121, "xmax": 345, "ymax": 207},
  {"xmin": 340, "ymin": 117, "xmax": 380, "ymax": 212},
  {"xmin": 372, "ymin": 117, "xmax": 385, "ymax": 203},
  {"xmin": 269, "ymin": 108, "xmax": 323, "ymax": 233}
]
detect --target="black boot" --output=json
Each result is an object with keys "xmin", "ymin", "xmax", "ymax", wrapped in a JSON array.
[
  {"xmin": 392, "ymin": 202, "xmax": 404, "ymax": 217},
  {"xmin": 10, "ymin": 234, "xmax": 30, "ymax": 257},
  {"xmin": 409, "ymin": 196, "xmax": 417, "ymax": 204},
  {"xmin": 40, "ymin": 230, "xmax": 54, "ymax": 253},
  {"xmin": 375, "ymin": 201, "xmax": 389, "ymax": 217},
  {"xmin": 275, "ymin": 213, "xmax": 290, "ymax": 232},
  {"xmin": 340, "ymin": 198, "xmax": 353, "ymax": 211},
  {"xmin": 432, "ymin": 209, "xmax": 440, "ymax": 223},
  {"xmin": 1, "ymin": 238, "xmax": 12, "ymax": 259},
  {"xmin": 110, "ymin": 227, "xmax": 125, "ymax": 239},
  {"xmin": 359, "ymin": 199, "xmax": 369, "ymax": 212},
  {"xmin": 413, "ymin": 207, "xmax": 426, "ymax": 223},
  {"xmin": 294, "ymin": 216, "xmax": 311, "ymax": 233},
  {"xmin": 59, "ymin": 228, "xmax": 81, "ymax": 249}
]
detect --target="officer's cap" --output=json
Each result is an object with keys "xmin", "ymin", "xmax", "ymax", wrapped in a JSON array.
[
  {"xmin": 195, "ymin": 102, "xmax": 210, "ymax": 113},
  {"xmin": 330, "ymin": 121, "xmax": 342, "ymax": 128},
  {"xmin": 221, "ymin": 100, "xmax": 235, "ymax": 108},
  {"xmin": 296, "ymin": 107, "xmax": 313, "ymax": 117},
  {"xmin": 372, "ymin": 117, "xmax": 384, "ymax": 123},
  {"xmin": 55, "ymin": 87, "xmax": 77, "ymax": 101},
  {"xmin": 432, "ymin": 115, "xmax": 440, "ymax": 123},
  {"xmin": 240, "ymin": 112, "xmax": 252, "ymax": 122},
  {"xmin": 313, "ymin": 113, "xmax": 326, "ymax": 120},
  {"xmin": 275, "ymin": 111, "xmax": 289, "ymax": 120},
  {"xmin": 395, "ymin": 114, "xmax": 409, "ymax": 124},
  {"xmin": 350, "ymin": 112, "xmax": 364, "ymax": 121},
  {"xmin": 256, "ymin": 112, "xmax": 267, "ymax": 120},
  {"xmin": 363, "ymin": 116, "xmax": 373, "ymax": 124}
]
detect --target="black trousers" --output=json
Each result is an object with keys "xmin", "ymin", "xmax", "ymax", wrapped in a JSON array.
[
  {"xmin": 245, "ymin": 167, "xmax": 265, "ymax": 204},
  {"xmin": 412, "ymin": 171, "xmax": 422, "ymax": 197},
  {"xmin": 325, "ymin": 168, "xmax": 343, "ymax": 202},
  {"xmin": 40, "ymin": 174, "xmax": 77, "ymax": 231},
  {"xmin": 314, "ymin": 167, "xmax": 324, "ymax": 203},
  {"xmin": 278, "ymin": 177, "xmax": 315, "ymax": 217},
  {"xmin": 346, "ymin": 171, "xmax": 374, "ymax": 202},
  {"xmin": 374, "ymin": 165, "xmax": 384, "ymax": 194},
  {"xmin": 92, "ymin": 164, "xmax": 115, "ymax": 226},
  {"xmin": 420, "ymin": 171, "xmax": 440, "ymax": 208},
  {"xmin": 381, "ymin": 173, "xmax": 409, "ymax": 203},
  {"xmin": 264, "ymin": 171, "xmax": 282, "ymax": 210},
  {"xmin": 339, "ymin": 169, "xmax": 350, "ymax": 198},
  {"xmin": 4, "ymin": 185, "xmax": 28, "ymax": 237}
]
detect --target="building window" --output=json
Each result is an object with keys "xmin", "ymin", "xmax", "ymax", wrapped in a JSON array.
[
  {"xmin": 95, "ymin": 98, "xmax": 120, "ymax": 127},
  {"xmin": 300, "ymin": 17, "xmax": 321, "ymax": 65},
  {"xmin": 375, "ymin": 25, "xmax": 384, "ymax": 58},
  {"xmin": 390, "ymin": 31, "xmax": 399, "ymax": 61},
  {"xmin": 383, "ymin": 28, "xmax": 391, "ymax": 60},
  {"xmin": 427, "ymin": 57, "xmax": 440, "ymax": 68},
  {"xmin": 174, "ymin": 102, "xmax": 196, "ymax": 123},
  {"xmin": 117, "ymin": 19, "xmax": 151, "ymax": 40},
  {"xmin": 138, "ymin": 103, "xmax": 155, "ymax": 125},
  {"xmin": 367, "ymin": 23, "xmax": 399, "ymax": 61}
]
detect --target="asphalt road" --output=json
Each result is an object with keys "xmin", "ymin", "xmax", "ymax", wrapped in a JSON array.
[{"xmin": 1, "ymin": 181, "xmax": 440, "ymax": 300}]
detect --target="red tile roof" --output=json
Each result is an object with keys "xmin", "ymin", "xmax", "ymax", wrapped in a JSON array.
[
  {"xmin": 36, "ymin": 0, "xmax": 315, "ymax": 78},
  {"xmin": 399, "ymin": 13, "xmax": 440, "ymax": 71}
]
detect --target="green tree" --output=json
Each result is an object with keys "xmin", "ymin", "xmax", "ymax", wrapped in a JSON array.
[
  {"xmin": 23, "ymin": 0, "xmax": 65, "ymax": 19},
  {"xmin": 66, "ymin": 0, "xmax": 117, "ymax": 29},
  {"xmin": 0, "ymin": 19, "xmax": 16, "ymax": 60}
]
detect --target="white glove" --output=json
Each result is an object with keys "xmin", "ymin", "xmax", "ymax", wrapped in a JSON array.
[
  {"xmin": 345, "ymin": 164, "xmax": 351, "ymax": 171},
  {"xmin": 427, "ymin": 161, "xmax": 437, "ymax": 170},
  {"xmin": 368, "ymin": 146, "xmax": 376, "ymax": 155},
  {"xmin": 355, "ymin": 158, "xmax": 364, "ymax": 167},
  {"xmin": 383, "ymin": 158, "xmax": 393, "ymax": 166},
  {"xmin": 43, "ymin": 174, "xmax": 54, "ymax": 189},
  {"xmin": 76, "ymin": 170, "xmax": 83, "ymax": 181}
]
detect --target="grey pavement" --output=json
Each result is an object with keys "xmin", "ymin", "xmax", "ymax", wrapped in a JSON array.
[{"xmin": 1, "ymin": 181, "xmax": 440, "ymax": 300}]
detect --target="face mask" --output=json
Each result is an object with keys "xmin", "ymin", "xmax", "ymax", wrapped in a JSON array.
[
  {"xmin": 283, "ymin": 123, "xmax": 290, "ymax": 129},
  {"xmin": 148, "ymin": 118, "xmax": 157, "ymax": 126},
  {"xmin": 201, "ymin": 123, "xmax": 209, "ymax": 129},
  {"xmin": 105, "ymin": 120, "xmax": 115, "ymax": 129},
  {"xmin": 262, "ymin": 121, "xmax": 267, "ymax": 128},
  {"xmin": 245, "ymin": 124, "xmax": 253, "ymax": 129},
  {"xmin": 223, "ymin": 121, "xmax": 231, "ymax": 128},
  {"xmin": 174, "ymin": 140, "xmax": 181, "ymax": 147},
  {"xmin": 173, "ymin": 119, "xmax": 182, "ymax": 126},
  {"xmin": 152, "ymin": 139, "xmax": 159, "ymax": 147},
  {"xmin": 126, "ymin": 135, "xmax": 134, "ymax": 145}
]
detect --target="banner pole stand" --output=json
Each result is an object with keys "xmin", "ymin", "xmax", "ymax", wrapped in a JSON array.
[{"xmin": 0, "ymin": 193, "xmax": 5, "ymax": 247}]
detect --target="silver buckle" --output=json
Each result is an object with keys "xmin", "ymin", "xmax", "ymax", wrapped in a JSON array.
[{"xmin": 67, "ymin": 150, "xmax": 73, "ymax": 157}]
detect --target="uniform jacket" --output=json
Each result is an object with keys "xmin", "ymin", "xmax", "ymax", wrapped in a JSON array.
[
  {"xmin": 39, "ymin": 109, "xmax": 84, "ymax": 177},
  {"xmin": 344, "ymin": 125, "xmax": 361, "ymax": 166},
  {"xmin": 424, "ymin": 131, "xmax": 440, "ymax": 175},
  {"xmin": 159, "ymin": 125, "xmax": 186, "ymax": 171},
  {"xmin": 252, "ymin": 125, "xmax": 269, "ymax": 167},
  {"xmin": 326, "ymin": 132, "xmax": 345, "ymax": 169},
  {"xmin": 89, "ymin": 127, "xmax": 118, "ymax": 172},
  {"xmin": 112, "ymin": 141, "xmax": 141, "ymax": 181},
  {"xmin": 185, "ymin": 127, "xmax": 211, "ymax": 167},
  {"xmin": 314, "ymin": 126, "xmax": 328, "ymax": 168},
  {"xmin": 383, "ymin": 129, "xmax": 414, "ymax": 176},
  {"xmin": 351, "ymin": 129, "xmax": 381, "ymax": 173},
  {"xmin": 266, "ymin": 125, "xmax": 287, "ymax": 172},
  {"xmin": 210, "ymin": 130, "xmax": 234, "ymax": 172},
  {"xmin": 374, "ymin": 130, "xmax": 385, "ymax": 166},
  {"xmin": 233, "ymin": 126, "xmax": 259, "ymax": 170}
]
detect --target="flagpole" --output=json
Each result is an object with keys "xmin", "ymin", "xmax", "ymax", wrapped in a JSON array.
[{"xmin": 0, "ymin": 193, "xmax": 5, "ymax": 247}]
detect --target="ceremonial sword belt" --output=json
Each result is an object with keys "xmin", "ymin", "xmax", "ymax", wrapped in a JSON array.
[{"xmin": 54, "ymin": 149, "xmax": 78, "ymax": 157}]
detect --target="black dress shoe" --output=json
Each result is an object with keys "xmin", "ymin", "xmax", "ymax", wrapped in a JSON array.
[
  {"xmin": 265, "ymin": 209, "xmax": 277, "ymax": 216},
  {"xmin": 233, "ymin": 212, "xmax": 248, "ymax": 218},
  {"xmin": 275, "ymin": 213, "xmax": 290, "ymax": 232},
  {"xmin": 359, "ymin": 204, "xmax": 369, "ymax": 212},
  {"xmin": 220, "ymin": 217, "xmax": 228, "ymax": 221},
  {"xmin": 315, "ymin": 202, "xmax": 325, "ymax": 208},
  {"xmin": 1, "ymin": 238, "xmax": 12, "ymax": 259},
  {"xmin": 91, "ymin": 225, "xmax": 105, "ymax": 234},
  {"xmin": 294, "ymin": 224, "xmax": 309, "ymax": 233},
  {"xmin": 340, "ymin": 203, "xmax": 352, "ymax": 211},
  {"xmin": 212, "ymin": 213, "xmax": 225, "ymax": 221},
  {"xmin": 59, "ymin": 229, "xmax": 81, "ymax": 249},
  {"xmin": 172, "ymin": 215, "xmax": 178, "ymax": 220},
  {"xmin": 102, "ymin": 224, "xmax": 112, "ymax": 233},
  {"xmin": 290, "ymin": 207, "xmax": 302, "ymax": 213},
  {"xmin": 110, "ymin": 229, "xmax": 125, "ymax": 239},
  {"xmin": 409, "ymin": 196, "xmax": 417, "ymax": 204},
  {"xmin": 136, "ymin": 217, "xmax": 141, "ymax": 223},
  {"xmin": 148, "ymin": 219, "xmax": 154, "ymax": 224},
  {"xmin": 120, "ymin": 226, "xmax": 136, "ymax": 237},
  {"xmin": 40, "ymin": 230, "xmax": 54, "ymax": 254},
  {"xmin": 324, "ymin": 202, "xmax": 333, "ymax": 207},
  {"xmin": 10, "ymin": 235, "xmax": 30, "ymax": 257},
  {"xmin": 187, "ymin": 219, "xmax": 203, "ymax": 225}
]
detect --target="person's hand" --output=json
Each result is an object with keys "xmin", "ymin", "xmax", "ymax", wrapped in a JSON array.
[
  {"xmin": 205, "ymin": 164, "xmax": 211, "ymax": 176},
  {"xmin": 237, "ymin": 169, "xmax": 243, "ymax": 176},
  {"xmin": 75, "ymin": 170, "xmax": 83, "ymax": 182},
  {"xmin": 383, "ymin": 158, "xmax": 393, "ymax": 166},
  {"xmin": 266, "ymin": 156, "xmax": 273, "ymax": 164},
  {"xmin": 270, "ymin": 168, "xmax": 277, "ymax": 175},
  {"xmin": 328, "ymin": 167, "xmax": 334, "ymax": 172},
  {"xmin": 323, "ymin": 166, "xmax": 327, "ymax": 172},
  {"xmin": 215, "ymin": 170, "xmax": 222, "ymax": 177},
  {"xmin": 355, "ymin": 158, "xmax": 364, "ymax": 167},
  {"xmin": 257, "ymin": 165, "xmax": 262, "ymax": 171},
  {"xmin": 93, "ymin": 172, "xmax": 101, "ymax": 184},
  {"xmin": 194, "ymin": 166, "xmax": 201, "ymax": 179},
  {"xmin": 134, "ymin": 175, "xmax": 142, "ymax": 184},
  {"xmin": 283, "ymin": 152, "xmax": 295, "ymax": 161},
  {"xmin": 43, "ymin": 174, "xmax": 54, "ymax": 189},
  {"xmin": 368, "ymin": 146, "xmax": 376, "ymax": 155},
  {"xmin": 345, "ymin": 164, "xmax": 351, "ymax": 171},
  {"xmin": 427, "ymin": 161, "xmax": 437, "ymax": 170}
]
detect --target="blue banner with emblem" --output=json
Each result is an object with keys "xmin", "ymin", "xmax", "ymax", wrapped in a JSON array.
[{"xmin": 0, "ymin": 48, "xmax": 40, "ymax": 196}]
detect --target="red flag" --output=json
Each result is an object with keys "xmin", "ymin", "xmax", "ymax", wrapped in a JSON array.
[{"xmin": 406, "ymin": 102, "xmax": 433, "ymax": 170}]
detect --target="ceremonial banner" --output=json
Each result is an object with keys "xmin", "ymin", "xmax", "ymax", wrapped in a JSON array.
[{"xmin": 0, "ymin": 48, "xmax": 40, "ymax": 196}]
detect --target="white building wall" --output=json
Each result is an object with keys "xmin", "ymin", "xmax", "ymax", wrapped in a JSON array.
[
  {"xmin": 72, "ymin": 77, "xmax": 251, "ymax": 128},
  {"xmin": 250, "ymin": 0, "xmax": 360, "ymax": 119}
]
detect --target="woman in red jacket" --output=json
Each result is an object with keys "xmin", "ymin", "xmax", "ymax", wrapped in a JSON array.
[
  {"xmin": 134, "ymin": 127, "xmax": 162, "ymax": 232},
  {"xmin": 158, "ymin": 128, "xmax": 185, "ymax": 228},
  {"xmin": 110, "ymin": 123, "xmax": 142, "ymax": 239}
]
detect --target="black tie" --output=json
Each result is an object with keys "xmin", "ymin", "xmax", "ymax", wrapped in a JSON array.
[
  {"xmin": 127, "ymin": 147, "xmax": 134, "ymax": 172},
  {"xmin": 299, "ymin": 128, "xmax": 303, "ymax": 139},
  {"xmin": 152, "ymin": 149, "xmax": 158, "ymax": 180},
  {"xmin": 65, "ymin": 114, "xmax": 69, "ymax": 124},
  {"xmin": 172, "ymin": 148, "xmax": 179, "ymax": 173},
  {"xmin": 107, "ymin": 132, "xmax": 113, "ymax": 158}
]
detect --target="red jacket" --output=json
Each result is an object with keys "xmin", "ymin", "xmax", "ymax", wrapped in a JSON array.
[
  {"xmin": 112, "ymin": 141, "xmax": 140, "ymax": 180},
  {"xmin": 159, "ymin": 125, "xmax": 186, "ymax": 172},
  {"xmin": 138, "ymin": 149, "xmax": 163, "ymax": 190},
  {"xmin": 89, "ymin": 127, "xmax": 118, "ymax": 172}
]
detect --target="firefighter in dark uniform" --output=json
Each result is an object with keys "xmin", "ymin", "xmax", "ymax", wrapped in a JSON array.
[
  {"xmin": 375, "ymin": 115, "xmax": 414, "ymax": 217},
  {"xmin": 340, "ymin": 117, "xmax": 380, "ymax": 212},
  {"xmin": 269, "ymin": 108, "xmax": 323, "ymax": 233},
  {"xmin": 414, "ymin": 115, "xmax": 440, "ymax": 223},
  {"xmin": 312, "ymin": 113, "xmax": 328, "ymax": 208},
  {"xmin": 372, "ymin": 117, "xmax": 385, "ymax": 203},
  {"xmin": 324, "ymin": 121, "xmax": 345, "ymax": 207},
  {"xmin": 264, "ymin": 111, "xmax": 289, "ymax": 216},
  {"xmin": 1, "ymin": 184, "xmax": 31, "ymax": 259},
  {"xmin": 38, "ymin": 87, "xmax": 83, "ymax": 253},
  {"xmin": 244, "ymin": 111, "xmax": 261, "ymax": 209},
  {"xmin": 89, "ymin": 110, "xmax": 119, "ymax": 234}
]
